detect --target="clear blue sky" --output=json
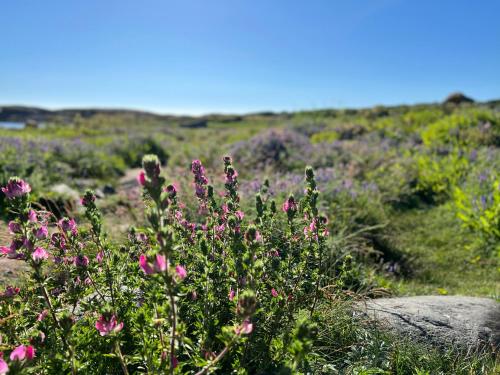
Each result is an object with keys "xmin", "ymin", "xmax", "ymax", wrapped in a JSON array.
[{"xmin": 1, "ymin": 0, "xmax": 499, "ymax": 115}]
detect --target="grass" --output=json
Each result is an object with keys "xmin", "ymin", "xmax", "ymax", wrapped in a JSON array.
[{"xmin": 387, "ymin": 203, "xmax": 499, "ymax": 299}]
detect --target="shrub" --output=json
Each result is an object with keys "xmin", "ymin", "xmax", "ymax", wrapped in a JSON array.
[
  {"xmin": 421, "ymin": 110, "xmax": 498, "ymax": 148},
  {"xmin": 454, "ymin": 173, "xmax": 500, "ymax": 257},
  {"xmin": 230, "ymin": 129, "xmax": 312, "ymax": 172},
  {"xmin": 0, "ymin": 155, "xmax": 331, "ymax": 374},
  {"xmin": 414, "ymin": 150, "xmax": 469, "ymax": 203}
]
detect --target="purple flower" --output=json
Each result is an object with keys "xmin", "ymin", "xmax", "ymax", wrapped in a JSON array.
[
  {"xmin": 74, "ymin": 255, "xmax": 89, "ymax": 268},
  {"xmin": 8, "ymin": 221, "xmax": 21, "ymax": 234},
  {"xmin": 59, "ymin": 218, "xmax": 77, "ymax": 235},
  {"xmin": 1, "ymin": 286, "xmax": 20, "ymax": 298},
  {"xmin": 27, "ymin": 209, "xmax": 38, "ymax": 223},
  {"xmin": 32, "ymin": 247, "xmax": 49, "ymax": 263},
  {"xmin": 1, "ymin": 177, "xmax": 31, "ymax": 199},
  {"xmin": 35, "ymin": 225, "xmax": 48, "ymax": 240}
]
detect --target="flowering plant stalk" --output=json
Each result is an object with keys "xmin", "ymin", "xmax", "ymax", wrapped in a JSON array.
[{"xmin": 0, "ymin": 155, "xmax": 328, "ymax": 374}]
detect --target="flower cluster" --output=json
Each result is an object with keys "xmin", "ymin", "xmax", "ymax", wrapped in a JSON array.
[{"xmin": 0, "ymin": 155, "xmax": 328, "ymax": 374}]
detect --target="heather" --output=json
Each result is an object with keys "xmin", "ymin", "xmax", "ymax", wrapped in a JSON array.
[{"xmin": 0, "ymin": 101, "xmax": 499, "ymax": 373}]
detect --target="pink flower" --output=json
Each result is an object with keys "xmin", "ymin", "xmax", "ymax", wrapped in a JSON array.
[
  {"xmin": 37, "ymin": 310, "xmax": 49, "ymax": 322},
  {"xmin": 139, "ymin": 254, "xmax": 167, "ymax": 275},
  {"xmin": 95, "ymin": 314, "xmax": 124, "ymax": 336},
  {"xmin": 0, "ymin": 355, "xmax": 8, "ymax": 374},
  {"xmin": 10, "ymin": 344, "xmax": 35, "ymax": 361},
  {"xmin": 8, "ymin": 221, "xmax": 21, "ymax": 234},
  {"xmin": 27, "ymin": 210, "xmax": 38, "ymax": 223},
  {"xmin": 35, "ymin": 226, "xmax": 48, "ymax": 240},
  {"xmin": 235, "ymin": 211, "xmax": 245, "ymax": 220},
  {"xmin": 139, "ymin": 254, "xmax": 154, "ymax": 275},
  {"xmin": 235, "ymin": 319, "xmax": 253, "ymax": 335},
  {"xmin": 154, "ymin": 254, "xmax": 167, "ymax": 272},
  {"xmin": 0, "ymin": 246, "xmax": 15, "ymax": 258},
  {"xmin": 229, "ymin": 288, "xmax": 235, "ymax": 301},
  {"xmin": 32, "ymin": 247, "xmax": 49, "ymax": 263},
  {"xmin": 1, "ymin": 178, "xmax": 31, "ymax": 199},
  {"xmin": 175, "ymin": 265, "xmax": 187, "ymax": 280},
  {"xmin": 137, "ymin": 171, "xmax": 146, "ymax": 186},
  {"xmin": 96, "ymin": 251, "xmax": 104, "ymax": 264},
  {"xmin": 271, "ymin": 288, "xmax": 279, "ymax": 298},
  {"xmin": 282, "ymin": 196, "xmax": 298, "ymax": 214}
]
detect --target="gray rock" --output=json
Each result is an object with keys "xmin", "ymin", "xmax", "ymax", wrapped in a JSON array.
[
  {"xmin": 357, "ymin": 296, "xmax": 499, "ymax": 350},
  {"xmin": 50, "ymin": 183, "xmax": 80, "ymax": 201}
]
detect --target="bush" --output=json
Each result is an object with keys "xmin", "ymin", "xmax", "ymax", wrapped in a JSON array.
[
  {"xmin": 0, "ymin": 155, "xmax": 331, "ymax": 374},
  {"xmin": 421, "ymin": 110, "xmax": 498, "ymax": 148},
  {"xmin": 454, "ymin": 173, "xmax": 500, "ymax": 257},
  {"xmin": 230, "ymin": 129, "xmax": 313, "ymax": 172}
]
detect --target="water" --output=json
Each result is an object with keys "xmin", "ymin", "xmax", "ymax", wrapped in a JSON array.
[{"xmin": 0, "ymin": 121, "xmax": 25, "ymax": 130}]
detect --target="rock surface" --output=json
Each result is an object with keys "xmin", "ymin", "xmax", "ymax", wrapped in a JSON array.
[{"xmin": 358, "ymin": 296, "xmax": 499, "ymax": 350}]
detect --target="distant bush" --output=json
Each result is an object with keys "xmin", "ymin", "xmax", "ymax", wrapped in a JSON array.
[
  {"xmin": 231, "ymin": 129, "xmax": 312, "ymax": 172},
  {"xmin": 414, "ymin": 150, "xmax": 469, "ymax": 203},
  {"xmin": 421, "ymin": 110, "xmax": 498, "ymax": 147},
  {"xmin": 454, "ymin": 170, "xmax": 500, "ymax": 257}
]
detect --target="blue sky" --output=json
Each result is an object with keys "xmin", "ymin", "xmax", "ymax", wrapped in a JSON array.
[{"xmin": 1, "ymin": 0, "xmax": 499, "ymax": 115}]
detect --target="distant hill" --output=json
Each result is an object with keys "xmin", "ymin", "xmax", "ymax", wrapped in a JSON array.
[{"xmin": 1, "ymin": 96, "xmax": 499, "ymax": 125}]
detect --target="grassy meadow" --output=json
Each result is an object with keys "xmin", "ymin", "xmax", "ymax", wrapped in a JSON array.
[{"xmin": 0, "ymin": 100, "xmax": 499, "ymax": 373}]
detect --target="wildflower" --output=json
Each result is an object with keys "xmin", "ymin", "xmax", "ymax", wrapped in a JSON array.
[
  {"xmin": 139, "ymin": 254, "xmax": 167, "ymax": 275},
  {"xmin": 282, "ymin": 194, "xmax": 298, "ymax": 218},
  {"xmin": 235, "ymin": 210, "xmax": 244, "ymax": 220},
  {"xmin": 27, "ymin": 210, "xmax": 37, "ymax": 223},
  {"xmin": 95, "ymin": 314, "xmax": 124, "ymax": 336},
  {"xmin": 271, "ymin": 288, "xmax": 279, "ymax": 298},
  {"xmin": 165, "ymin": 184, "xmax": 177, "ymax": 198},
  {"xmin": 0, "ymin": 355, "xmax": 8, "ymax": 375},
  {"xmin": 81, "ymin": 191, "xmax": 96, "ymax": 206},
  {"xmin": 37, "ymin": 310, "xmax": 49, "ymax": 322},
  {"xmin": 137, "ymin": 171, "xmax": 146, "ymax": 186},
  {"xmin": 23, "ymin": 238, "xmax": 34, "ymax": 251},
  {"xmin": 59, "ymin": 218, "xmax": 77, "ymax": 235},
  {"xmin": 0, "ymin": 245, "xmax": 16, "ymax": 258},
  {"xmin": 235, "ymin": 319, "xmax": 253, "ymax": 335},
  {"xmin": 142, "ymin": 155, "xmax": 161, "ymax": 180},
  {"xmin": 96, "ymin": 250, "xmax": 104, "ymax": 264},
  {"xmin": 191, "ymin": 160, "xmax": 208, "ymax": 199},
  {"xmin": 10, "ymin": 345, "xmax": 35, "ymax": 361},
  {"xmin": 35, "ymin": 225, "xmax": 48, "ymax": 240},
  {"xmin": 171, "ymin": 355, "xmax": 179, "ymax": 369},
  {"xmin": 229, "ymin": 288, "xmax": 235, "ymax": 301},
  {"xmin": 74, "ymin": 255, "xmax": 89, "ymax": 268},
  {"xmin": 32, "ymin": 247, "xmax": 49, "ymax": 263},
  {"xmin": 1, "ymin": 177, "xmax": 31, "ymax": 199},
  {"xmin": 8, "ymin": 221, "xmax": 21, "ymax": 234},
  {"xmin": 175, "ymin": 265, "xmax": 187, "ymax": 280},
  {"xmin": 1, "ymin": 286, "xmax": 20, "ymax": 298}
]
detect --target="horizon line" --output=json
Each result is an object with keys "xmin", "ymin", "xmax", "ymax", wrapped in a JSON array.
[{"xmin": 1, "ymin": 95, "xmax": 498, "ymax": 118}]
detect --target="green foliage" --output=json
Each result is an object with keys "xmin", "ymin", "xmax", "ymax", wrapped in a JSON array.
[
  {"xmin": 454, "ymin": 176, "xmax": 500, "ymax": 257},
  {"xmin": 310, "ymin": 130, "xmax": 339, "ymax": 144},
  {"xmin": 415, "ymin": 151, "xmax": 469, "ymax": 203},
  {"xmin": 421, "ymin": 110, "xmax": 498, "ymax": 147}
]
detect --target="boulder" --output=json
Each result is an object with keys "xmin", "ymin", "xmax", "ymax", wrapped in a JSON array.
[
  {"xmin": 357, "ymin": 296, "xmax": 499, "ymax": 350},
  {"xmin": 444, "ymin": 92, "xmax": 474, "ymax": 105}
]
